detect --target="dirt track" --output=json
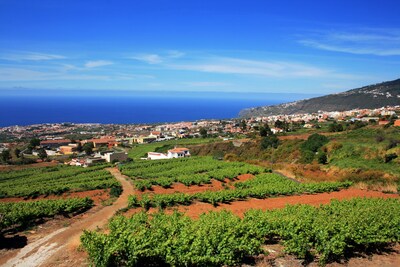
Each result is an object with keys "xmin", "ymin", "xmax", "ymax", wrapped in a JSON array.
[{"xmin": 0, "ymin": 167, "xmax": 135, "ymax": 267}]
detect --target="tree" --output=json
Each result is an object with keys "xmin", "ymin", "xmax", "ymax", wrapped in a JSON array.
[
  {"xmin": 239, "ymin": 120, "xmax": 247, "ymax": 131},
  {"xmin": 318, "ymin": 152, "xmax": 328, "ymax": 164},
  {"xmin": 301, "ymin": 133, "xmax": 329, "ymax": 153},
  {"xmin": 199, "ymin": 128, "xmax": 208, "ymax": 138},
  {"xmin": 14, "ymin": 148, "xmax": 21, "ymax": 158},
  {"xmin": 1, "ymin": 150, "xmax": 11, "ymax": 163},
  {"xmin": 38, "ymin": 148, "xmax": 47, "ymax": 160},
  {"xmin": 29, "ymin": 138, "xmax": 41, "ymax": 148},
  {"xmin": 261, "ymin": 135, "xmax": 280, "ymax": 149},
  {"xmin": 83, "ymin": 142, "xmax": 94, "ymax": 155},
  {"xmin": 328, "ymin": 123, "xmax": 343, "ymax": 132},
  {"xmin": 260, "ymin": 124, "xmax": 272, "ymax": 137},
  {"xmin": 76, "ymin": 142, "xmax": 83, "ymax": 152}
]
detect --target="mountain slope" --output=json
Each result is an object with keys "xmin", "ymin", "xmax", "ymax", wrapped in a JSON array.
[{"xmin": 239, "ymin": 79, "xmax": 400, "ymax": 117}]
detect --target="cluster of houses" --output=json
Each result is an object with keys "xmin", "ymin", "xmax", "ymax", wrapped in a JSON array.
[{"xmin": 66, "ymin": 151, "xmax": 128, "ymax": 167}]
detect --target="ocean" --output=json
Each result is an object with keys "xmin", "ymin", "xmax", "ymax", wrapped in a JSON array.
[{"xmin": 0, "ymin": 92, "xmax": 313, "ymax": 127}]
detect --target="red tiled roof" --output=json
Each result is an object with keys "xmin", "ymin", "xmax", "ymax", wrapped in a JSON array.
[
  {"xmin": 40, "ymin": 139, "xmax": 71, "ymax": 144},
  {"xmin": 168, "ymin": 147, "xmax": 189, "ymax": 153}
]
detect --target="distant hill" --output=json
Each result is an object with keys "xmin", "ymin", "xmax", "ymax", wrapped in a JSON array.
[{"xmin": 239, "ymin": 78, "xmax": 400, "ymax": 118}]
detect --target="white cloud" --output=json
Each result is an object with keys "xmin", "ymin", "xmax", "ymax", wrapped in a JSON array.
[
  {"xmin": 0, "ymin": 52, "xmax": 66, "ymax": 61},
  {"xmin": 167, "ymin": 57, "xmax": 351, "ymax": 79},
  {"xmin": 299, "ymin": 29, "xmax": 400, "ymax": 56},
  {"xmin": 130, "ymin": 54, "xmax": 163, "ymax": 64},
  {"xmin": 84, "ymin": 60, "xmax": 113, "ymax": 68},
  {"xmin": 0, "ymin": 67, "xmax": 110, "ymax": 81}
]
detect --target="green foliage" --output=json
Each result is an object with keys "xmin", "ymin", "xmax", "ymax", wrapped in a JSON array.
[
  {"xmin": 301, "ymin": 133, "xmax": 329, "ymax": 153},
  {"xmin": 384, "ymin": 153, "xmax": 398, "ymax": 163},
  {"xmin": 121, "ymin": 157, "xmax": 268, "ymax": 190},
  {"xmin": 199, "ymin": 128, "xmax": 208, "ymax": 138},
  {"xmin": 0, "ymin": 197, "xmax": 93, "ymax": 232},
  {"xmin": 109, "ymin": 185, "xmax": 123, "ymax": 197},
  {"xmin": 259, "ymin": 124, "xmax": 272, "ymax": 137},
  {"xmin": 260, "ymin": 135, "xmax": 280, "ymax": 149},
  {"xmin": 29, "ymin": 138, "xmax": 41, "ymax": 147},
  {"xmin": 37, "ymin": 148, "xmax": 47, "ymax": 160},
  {"xmin": 0, "ymin": 150, "xmax": 11, "ymax": 163},
  {"xmin": 83, "ymin": 142, "xmax": 94, "ymax": 155},
  {"xmin": 82, "ymin": 198, "xmax": 400, "ymax": 266},
  {"xmin": 317, "ymin": 152, "xmax": 328, "ymax": 164},
  {"xmin": 328, "ymin": 123, "xmax": 343, "ymax": 132},
  {"xmin": 0, "ymin": 165, "xmax": 119, "ymax": 198},
  {"xmin": 128, "ymin": 173, "xmax": 351, "ymax": 209}
]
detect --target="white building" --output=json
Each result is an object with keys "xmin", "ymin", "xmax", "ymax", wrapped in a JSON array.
[
  {"xmin": 147, "ymin": 152, "xmax": 169, "ymax": 160},
  {"xmin": 147, "ymin": 147, "xmax": 190, "ymax": 160},
  {"xmin": 167, "ymin": 147, "xmax": 190, "ymax": 158},
  {"xmin": 103, "ymin": 152, "xmax": 128, "ymax": 163}
]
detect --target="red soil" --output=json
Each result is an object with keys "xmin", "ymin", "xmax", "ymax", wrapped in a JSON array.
[
  {"xmin": 0, "ymin": 189, "xmax": 110, "ymax": 205},
  {"xmin": 145, "ymin": 189, "xmax": 399, "ymax": 219},
  {"xmin": 136, "ymin": 174, "xmax": 255, "ymax": 195}
]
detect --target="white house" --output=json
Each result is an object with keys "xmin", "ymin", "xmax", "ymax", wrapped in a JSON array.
[
  {"xmin": 147, "ymin": 147, "xmax": 190, "ymax": 160},
  {"xmin": 167, "ymin": 147, "xmax": 190, "ymax": 158},
  {"xmin": 147, "ymin": 152, "xmax": 169, "ymax": 160}
]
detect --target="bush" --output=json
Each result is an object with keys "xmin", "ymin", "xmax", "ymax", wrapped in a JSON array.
[
  {"xmin": 300, "ymin": 150, "xmax": 315, "ymax": 164},
  {"xmin": 261, "ymin": 135, "xmax": 280, "ymax": 149},
  {"xmin": 318, "ymin": 152, "xmax": 328, "ymax": 164},
  {"xmin": 301, "ymin": 134, "xmax": 329, "ymax": 153},
  {"xmin": 384, "ymin": 153, "xmax": 398, "ymax": 163},
  {"xmin": 109, "ymin": 185, "xmax": 122, "ymax": 197}
]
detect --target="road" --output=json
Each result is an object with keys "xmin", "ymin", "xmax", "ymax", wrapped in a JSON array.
[{"xmin": 1, "ymin": 167, "xmax": 135, "ymax": 267}]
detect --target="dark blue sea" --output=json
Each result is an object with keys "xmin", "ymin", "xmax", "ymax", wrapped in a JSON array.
[{"xmin": 0, "ymin": 92, "xmax": 314, "ymax": 126}]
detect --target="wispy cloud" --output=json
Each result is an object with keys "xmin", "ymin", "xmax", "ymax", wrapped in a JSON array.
[
  {"xmin": 130, "ymin": 50, "xmax": 185, "ymax": 64},
  {"xmin": 0, "ymin": 52, "xmax": 66, "ymax": 61},
  {"xmin": 167, "ymin": 57, "xmax": 359, "ymax": 79},
  {"xmin": 130, "ymin": 54, "xmax": 163, "ymax": 64},
  {"xmin": 299, "ymin": 29, "xmax": 400, "ymax": 56},
  {"xmin": 0, "ymin": 67, "xmax": 110, "ymax": 81},
  {"xmin": 84, "ymin": 60, "xmax": 113, "ymax": 68}
]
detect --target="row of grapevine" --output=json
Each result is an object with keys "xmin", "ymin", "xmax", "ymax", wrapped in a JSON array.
[
  {"xmin": 81, "ymin": 198, "xmax": 400, "ymax": 266},
  {"xmin": 128, "ymin": 173, "xmax": 352, "ymax": 208},
  {"xmin": 120, "ymin": 157, "xmax": 268, "ymax": 190},
  {"xmin": 0, "ymin": 165, "xmax": 119, "ymax": 198},
  {"xmin": 0, "ymin": 197, "xmax": 93, "ymax": 232}
]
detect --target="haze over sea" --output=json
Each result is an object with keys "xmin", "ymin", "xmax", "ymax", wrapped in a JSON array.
[{"xmin": 0, "ymin": 91, "xmax": 317, "ymax": 127}]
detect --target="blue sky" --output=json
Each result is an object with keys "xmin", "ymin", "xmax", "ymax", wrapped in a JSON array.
[{"xmin": 1, "ymin": 0, "xmax": 400, "ymax": 95}]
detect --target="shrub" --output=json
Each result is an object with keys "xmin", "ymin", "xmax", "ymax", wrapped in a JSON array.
[
  {"xmin": 301, "ymin": 134, "xmax": 329, "ymax": 153},
  {"xmin": 261, "ymin": 135, "xmax": 280, "ymax": 149},
  {"xmin": 384, "ymin": 153, "xmax": 398, "ymax": 163},
  {"xmin": 318, "ymin": 152, "xmax": 328, "ymax": 164}
]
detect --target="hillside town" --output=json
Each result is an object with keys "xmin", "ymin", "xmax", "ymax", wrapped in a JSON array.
[{"xmin": 1, "ymin": 105, "xmax": 399, "ymax": 166}]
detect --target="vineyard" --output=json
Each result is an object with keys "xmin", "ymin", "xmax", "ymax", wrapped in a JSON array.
[
  {"xmin": 128, "ymin": 173, "xmax": 352, "ymax": 209},
  {"xmin": 0, "ymin": 197, "xmax": 93, "ymax": 233},
  {"xmin": 0, "ymin": 164, "xmax": 119, "ymax": 198},
  {"xmin": 81, "ymin": 197, "xmax": 400, "ymax": 266},
  {"xmin": 120, "ymin": 156, "xmax": 269, "ymax": 190}
]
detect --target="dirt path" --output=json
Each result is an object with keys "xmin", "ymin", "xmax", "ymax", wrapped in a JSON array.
[{"xmin": 1, "ymin": 167, "xmax": 135, "ymax": 267}]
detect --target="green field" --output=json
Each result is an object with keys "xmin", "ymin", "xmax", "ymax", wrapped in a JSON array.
[
  {"xmin": 128, "ymin": 172, "xmax": 351, "ymax": 209},
  {"xmin": 120, "ymin": 156, "xmax": 268, "ymax": 190},
  {"xmin": 82, "ymin": 197, "xmax": 400, "ymax": 266},
  {"xmin": 1, "ymin": 197, "xmax": 93, "ymax": 232},
  {"xmin": 0, "ymin": 164, "xmax": 119, "ymax": 198}
]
